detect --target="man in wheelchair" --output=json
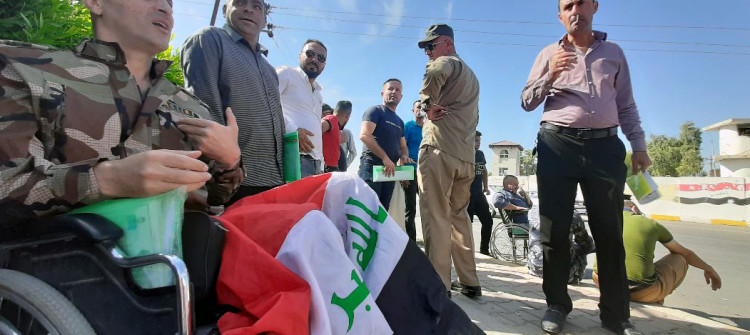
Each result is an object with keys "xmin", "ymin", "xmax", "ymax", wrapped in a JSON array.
[
  {"xmin": 491, "ymin": 175, "xmax": 533, "ymax": 229},
  {"xmin": 1, "ymin": 0, "xmax": 243, "ymax": 333}
]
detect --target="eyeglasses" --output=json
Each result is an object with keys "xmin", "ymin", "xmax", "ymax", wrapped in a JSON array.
[
  {"xmin": 305, "ymin": 49, "xmax": 326, "ymax": 63},
  {"xmin": 424, "ymin": 40, "xmax": 447, "ymax": 51}
]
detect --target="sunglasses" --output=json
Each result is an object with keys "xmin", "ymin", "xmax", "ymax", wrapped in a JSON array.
[
  {"xmin": 424, "ymin": 40, "xmax": 447, "ymax": 51},
  {"xmin": 305, "ymin": 49, "xmax": 326, "ymax": 63}
]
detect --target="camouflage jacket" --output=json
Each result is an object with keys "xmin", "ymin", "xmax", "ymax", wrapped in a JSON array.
[{"xmin": 0, "ymin": 39, "xmax": 243, "ymax": 225}]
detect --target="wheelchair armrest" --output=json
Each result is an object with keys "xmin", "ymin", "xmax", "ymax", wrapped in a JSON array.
[{"xmin": 54, "ymin": 213, "xmax": 124, "ymax": 244}]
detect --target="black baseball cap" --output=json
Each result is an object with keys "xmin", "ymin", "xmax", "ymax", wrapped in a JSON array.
[{"xmin": 418, "ymin": 24, "xmax": 454, "ymax": 48}]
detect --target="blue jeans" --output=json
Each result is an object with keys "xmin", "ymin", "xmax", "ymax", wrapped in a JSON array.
[
  {"xmin": 365, "ymin": 180, "xmax": 395, "ymax": 211},
  {"xmin": 300, "ymin": 155, "xmax": 322, "ymax": 178}
]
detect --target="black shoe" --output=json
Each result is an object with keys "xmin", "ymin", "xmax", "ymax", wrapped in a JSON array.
[
  {"xmin": 450, "ymin": 280, "xmax": 462, "ymax": 291},
  {"xmin": 479, "ymin": 249, "xmax": 491, "ymax": 256},
  {"xmin": 541, "ymin": 305, "xmax": 568, "ymax": 334},
  {"xmin": 460, "ymin": 285, "xmax": 482, "ymax": 298},
  {"xmin": 601, "ymin": 320, "xmax": 644, "ymax": 335}
]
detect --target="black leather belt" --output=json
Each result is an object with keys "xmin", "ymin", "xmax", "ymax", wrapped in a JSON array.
[{"xmin": 541, "ymin": 122, "xmax": 618, "ymax": 139}]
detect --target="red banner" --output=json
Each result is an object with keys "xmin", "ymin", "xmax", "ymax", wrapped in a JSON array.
[{"xmin": 678, "ymin": 183, "xmax": 750, "ymax": 192}]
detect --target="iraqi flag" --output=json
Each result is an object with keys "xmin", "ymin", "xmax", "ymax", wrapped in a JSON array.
[{"xmin": 215, "ymin": 173, "xmax": 485, "ymax": 335}]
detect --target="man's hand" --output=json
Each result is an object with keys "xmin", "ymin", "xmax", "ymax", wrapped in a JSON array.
[
  {"xmin": 426, "ymin": 104, "xmax": 447, "ymax": 121},
  {"xmin": 398, "ymin": 155, "xmax": 415, "ymax": 165},
  {"xmin": 94, "ymin": 150, "xmax": 212, "ymax": 198},
  {"xmin": 298, "ymin": 128, "xmax": 315, "ymax": 153},
  {"xmin": 631, "ymin": 151, "xmax": 652, "ymax": 175},
  {"xmin": 704, "ymin": 267, "xmax": 722, "ymax": 291},
  {"xmin": 400, "ymin": 180, "xmax": 410, "ymax": 189},
  {"xmin": 178, "ymin": 107, "xmax": 240, "ymax": 167},
  {"xmin": 549, "ymin": 45, "xmax": 577, "ymax": 83},
  {"xmin": 484, "ymin": 188, "xmax": 490, "ymax": 195},
  {"xmin": 382, "ymin": 158, "xmax": 396, "ymax": 177}
]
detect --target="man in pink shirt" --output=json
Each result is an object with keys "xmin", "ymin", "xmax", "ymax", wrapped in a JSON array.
[{"xmin": 521, "ymin": 1, "xmax": 651, "ymax": 334}]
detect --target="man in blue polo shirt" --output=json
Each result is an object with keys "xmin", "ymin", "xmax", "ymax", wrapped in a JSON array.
[
  {"xmin": 402, "ymin": 100, "xmax": 424, "ymax": 241},
  {"xmin": 359, "ymin": 78, "xmax": 414, "ymax": 210}
]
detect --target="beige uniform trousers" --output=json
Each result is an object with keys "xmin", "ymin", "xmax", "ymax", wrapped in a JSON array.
[{"xmin": 417, "ymin": 145, "xmax": 480, "ymax": 289}]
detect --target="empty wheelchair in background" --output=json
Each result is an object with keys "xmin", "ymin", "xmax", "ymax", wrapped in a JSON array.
[
  {"xmin": 489, "ymin": 210, "xmax": 530, "ymax": 265},
  {"xmin": 0, "ymin": 212, "xmax": 226, "ymax": 335}
]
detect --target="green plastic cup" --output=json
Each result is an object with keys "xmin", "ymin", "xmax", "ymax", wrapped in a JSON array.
[{"xmin": 69, "ymin": 187, "xmax": 187, "ymax": 289}]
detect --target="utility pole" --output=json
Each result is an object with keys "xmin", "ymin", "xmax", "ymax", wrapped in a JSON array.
[
  {"xmin": 710, "ymin": 139, "xmax": 716, "ymax": 176},
  {"xmin": 210, "ymin": 0, "xmax": 221, "ymax": 26}
]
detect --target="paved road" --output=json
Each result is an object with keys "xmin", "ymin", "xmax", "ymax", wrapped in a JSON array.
[
  {"xmin": 641, "ymin": 220, "xmax": 750, "ymax": 331},
  {"xmin": 414, "ymin": 212, "xmax": 750, "ymax": 331},
  {"xmin": 490, "ymin": 217, "xmax": 750, "ymax": 330}
]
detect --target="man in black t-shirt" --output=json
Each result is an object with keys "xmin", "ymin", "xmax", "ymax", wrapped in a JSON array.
[
  {"xmin": 467, "ymin": 131, "xmax": 493, "ymax": 255},
  {"xmin": 358, "ymin": 78, "xmax": 414, "ymax": 210}
]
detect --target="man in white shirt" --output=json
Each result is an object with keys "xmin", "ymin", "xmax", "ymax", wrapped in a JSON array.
[{"xmin": 277, "ymin": 39, "xmax": 327, "ymax": 177}]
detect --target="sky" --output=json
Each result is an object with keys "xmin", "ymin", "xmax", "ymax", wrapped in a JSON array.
[{"xmin": 170, "ymin": 0, "xmax": 750, "ymax": 174}]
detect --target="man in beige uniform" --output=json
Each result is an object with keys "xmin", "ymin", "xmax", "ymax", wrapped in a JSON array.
[{"xmin": 416, "ymin": 24, "xmax": 481, "ymax": 298}]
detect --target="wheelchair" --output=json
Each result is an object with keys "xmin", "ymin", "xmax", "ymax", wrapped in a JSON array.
[
  {"xmin": 0, "ymin": 211, "xmax": 226, "ymax": 335},
  {"xmin": 489, "ymin": 210, "xmax": 530, "ymax": 265}
]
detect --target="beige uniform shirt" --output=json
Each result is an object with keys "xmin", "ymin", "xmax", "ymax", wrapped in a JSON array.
[{"xmin": 419, "ymin": 53, "xmax": 480, "ymax": 163}]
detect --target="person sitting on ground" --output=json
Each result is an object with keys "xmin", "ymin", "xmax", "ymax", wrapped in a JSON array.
[
  {"xmin": 593, "ymin": 199, "xmax": 722, "ymax": 304},
  {"xmin": 1, "ymin": 0, "xmax": 243, "ymax": 226},
  {"xmin": 492, "ymin": 175, "xmax": 533, "ymax": 227}
]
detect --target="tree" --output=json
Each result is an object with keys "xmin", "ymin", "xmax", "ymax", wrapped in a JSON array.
[
  {"xmin": 679, "ymin": 121, "xmax": 702, "ymax": 152},
  {"xmin": 677, "ymin": 148, "xmax": 703, "ymax": 177},
  {"xmin": 646, "ymin": 135, "xmax": 682, "ymax": 177},
  {"xmin": 519, "ymin": 149, "xmax": 537, "ymax": 176},
  {"xmin": 646, "ymin": 121, "xmax": 704, "ymax": 177},
  {"xmin": 156, "ymin": 38, "xmax": 184, "ymax": 86},
  {"xmin": 0, "ymin": 0, "xmax": 91, "ymax": 51}
]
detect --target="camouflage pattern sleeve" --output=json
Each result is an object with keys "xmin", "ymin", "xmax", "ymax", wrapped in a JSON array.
[{"xmin": 0, "ymin": 48, "xmax": 106, "ymax": 224}]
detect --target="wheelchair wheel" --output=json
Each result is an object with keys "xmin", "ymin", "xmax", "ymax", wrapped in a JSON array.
[
  {"xmin": 0, "ymin": 269, "xmax": 95, "ymax": 335},
  {"xmin": 489, "ymin": 223, "xmax": 530, "ymax": 265}
]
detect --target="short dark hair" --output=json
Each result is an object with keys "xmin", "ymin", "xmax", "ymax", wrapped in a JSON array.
[
  {"xmin": 383, "ymin": 78, "xmax": 401, "ymax": 86},
  {"xmin": 413, "ymin": 100, "xmax": 421, "ymax": 106},
  {"xmin": 335, "ymin": 100, "xmax": 352, "ymax": 113},
  {"xmin": 502, "ymin": 175, "xmax": 518, "ymax": 185},
  {"xmin": 559, "ymin": 0, "xmax": 598, "ymax": 12},
  {"xmin": 322, "ymin": 103, "xmax": 333, "ymax": 112},
  {"xmin": 304, "ymin": 39, "xmax": 327, "ymax": 51},
  {"xmin": 476, "ymin": 131, "xmax": 482, "ymax": 137}
]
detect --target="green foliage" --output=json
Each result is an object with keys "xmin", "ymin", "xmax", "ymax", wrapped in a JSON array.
[
  {"xmin": 519, "ymin": 149, "xmax": 537, "ymax": 176},
  {"xmin": 677, "ymin": 148, "xmax": 703, "ymax": 177},
  {"xmin": 646, "ymin": 121, "xmax": 704, "ymax": 177},
  {"xmin": 0, "ymin": 0, "xmax": 92, "ymax": 50},
  {"xmin": 679, "ymin": 121, "xmax": 702, "ymax": 152},
  {"xmin": 156, "ymin": 40, "xmax": 184, "ymax": 87}
]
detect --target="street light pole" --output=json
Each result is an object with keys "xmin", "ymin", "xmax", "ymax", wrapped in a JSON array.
[{"xmin": 210, "ymin": 0, "xmax": 221, "ymax": 26}]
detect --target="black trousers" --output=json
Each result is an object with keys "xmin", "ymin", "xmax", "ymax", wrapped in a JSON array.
[
  {"xmin": 404, "ymin": 176, "xmax": 419, "ymax": 241},
  {"xmin": 536, "ymin": 128, "xmax": 629, "ymax": 322},
  {"xmin": 467, "ymin": 192, "xmax": 494, "ymax": 253}
]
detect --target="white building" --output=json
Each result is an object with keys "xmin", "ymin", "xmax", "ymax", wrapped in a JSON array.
[
  {"xmin": 702, "ymin": 118, "xmax": 750, "ymax": 178},
  {"xmin": 489, "ymin": 141, "xmax": 523, "ymax": 176}
]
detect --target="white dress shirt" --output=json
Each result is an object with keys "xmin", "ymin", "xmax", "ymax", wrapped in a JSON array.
[{"xmin": 277, "ymin": 66, "xmax": 324, "ymax": 161}]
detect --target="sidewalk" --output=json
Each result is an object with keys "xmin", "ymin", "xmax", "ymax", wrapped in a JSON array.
[{"xmin": 448, "ymin": 253, "xmax": 748, "ymax": 335}]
